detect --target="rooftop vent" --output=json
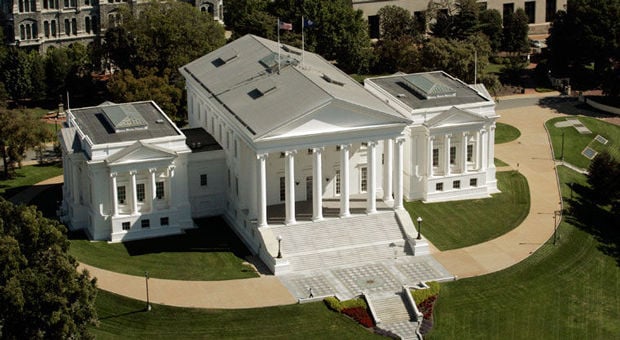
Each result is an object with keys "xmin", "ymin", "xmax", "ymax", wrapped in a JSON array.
[
  {"xmin": 212, "ymin": 48, "xmax": 238, "ymax": 67},
  {"xmin": 102, "ymin": 104, "xmax": 148, "ymax": 133},
  {"xmin": 259, "ymin": 52, "xmax": 299, "ymax": 73},
  {"xmin": 402, "ymin": 74, "xmax": 455, "ymax": 99},
  {"xmin": 248, "ymin": 78, "xmax": 277, "ymax": 99}
]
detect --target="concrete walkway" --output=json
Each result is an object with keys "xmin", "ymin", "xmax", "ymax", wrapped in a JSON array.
[
  {"xmin": 7, "ymin": 95, "xmax": 567, "ymax": 307},
  {"xmin": 432, "ymin": 99, "xmax": 564, "ymax": 278}
]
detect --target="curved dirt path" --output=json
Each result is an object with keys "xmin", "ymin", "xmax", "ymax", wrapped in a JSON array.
[{"xmin": 432, "ymin": 101, "xmax": 563, "ymax": 278}]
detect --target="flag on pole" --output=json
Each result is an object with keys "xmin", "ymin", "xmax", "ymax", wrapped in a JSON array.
[{"xmin": 279, "ymin": 21, "xmax": 293, "ymax": 31}]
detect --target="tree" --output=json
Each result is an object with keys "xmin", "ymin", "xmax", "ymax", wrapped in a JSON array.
[
  {"xmin": 225, "ymin": 0, "xmax": 276, "ymax": 40},
  {"xmin": 587, "ymin": 151, "xmax": 620, "ymax": 206},
  {"xmin": 377, "ymin": 5, "xmax": 418, "ymax": 41},
  {"xmin": 478, "ymin": 9, "xmax": 503, "ymax": 52},
  {"xmin": 453, "ymin": 0, "xmax": 479, "ymax": 40},
  {"xmin": 0, "ymin": 108, "xmax": 49, "ymax": 179},
  {"xmin": 372, "ymin": 35, "xmax": 421, "ymax": 74},
  {"xmin": 1, "ymin": 48, "xmax": 33, "ymax": 103},
  {"xmin": 0, "ymin": 198, "xmax": 98, "ymax": 338},
  {"xmin": 420, "ymin": 35, "xmax": 491, "ymax": 84},
  {"xmin": 502, "ymin": 8, "xmax": 529, "ymax": 53}
]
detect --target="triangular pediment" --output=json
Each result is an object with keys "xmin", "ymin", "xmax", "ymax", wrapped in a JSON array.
[
  {"xmin": 425, "ymin": 107, "xmax": 487, "ymax": 129},
  {"xmin": 258, "ymin": 100, "xmax": 410, "ymax": 140},
  {"xmin": 106, "ymin": 141, "xmax": 177, "ymax": 165}
]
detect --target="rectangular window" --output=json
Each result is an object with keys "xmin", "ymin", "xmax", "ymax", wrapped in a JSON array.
[
  {"xmin": 200, "ymin": 174, "xmax": 207, "ymax": 186},
  {"xmin": 503, "ymin": 3, "xmax": 514, "ymax": 26},
  {"xmin": 64, "ymin": 18, "xmax": 70, "ymax": 35},
  {"xmin": 525, "ymin": 1, "xmax": 536, "ymax": 23},
  {"xmin": 470, "ymin": 178, "xmax": 478, "ymax": 187},
  {"xmin": 155, "ymin": 181, "xmax": 164, "ymax": 199},
  {"xmin": 360, "ymin": 167, "xmax": 368, "ymax": 192},
  {"xmin": 436, "ymin": 183, "xmax": 444, "ymax": 191},
  {"xmin": 117, "ymin": 185, "xmax": 126, "ymax": 204},
  {"xmin": 467, "ymin": 144, "xmax": 474, "ymax": 162},
  {"xmin": 136, "ymin": 183, "xmax": 145, "ymax": 202},
  {"xmin": 453, "ymin": 180, "xmax": 461, "ymax": 189},
  {"xmin": 450, "ymin": 146, "xmax": 456, "ymax": 165},
  {"xmin": 336, "ymin": 145, "xmax": 341, "ymax": 151},
  {"xmin": 71, "ymin": 18, "xmax": 77, "ymax": 35},
  {"xmin": 545, "ymin": 0, "xmax": 556, "ymax": 22},
  {"xmin": 280, "ymin": 152, "xmax": 285, "ymax": 158},
  {"xmin": 160, "ymin": 217, "xmax": 169, "ymax": 226},
  {"xmin": 279, "ymin": 176, "xmax": 285, "ymax": 201},
  {"xmin": 122, "ymin": 222, "xmax": 130, "ymax": 230},
  {"xmin": 368, "ymin": 15, "xmax": 379, "ymax": 39},
  {"xmin": 335, "ymin": 170, "xmax": 341, "ymax": 195},
  {"xmin": 141, "ymin": 219, "xmax": 150, "ymax": 228},
  {"xmin": 433, "ymin": 148, "xmax": 439, "ymax": 167},
  {"xmin": 307, "ymin": 148, "xmax": 313, "ymax": 155}
]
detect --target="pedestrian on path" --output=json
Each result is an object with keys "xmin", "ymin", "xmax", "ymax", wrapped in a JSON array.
[{"xmin": 308, "ymin": 287, "xmax": 314, "ymax": 298}]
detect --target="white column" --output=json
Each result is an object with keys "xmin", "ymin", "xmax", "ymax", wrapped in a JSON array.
[
  {"xmin": 444, "ymin": 134, "xmax": 451, "ymax": 176},
  {"xmin": 249, "ymin": 152, "xmax": 258, "ymax": 220},
  {"xmin": 72, "ymin": 163, "xmax": 80, "ymax": 205},
  {"xmin": 285, "ymin": 150, "xmax": 296, "ymax": 225},
  {"xmin": 312, "ymin": 147, "xmax": 323, "ymax": 221},
  {"xmin": 340, "ymin": 144, "xmax": 350, "ymax": 217},
  {"xmin": 130, "ymin": 170, "xmax": 138, "ymax": 215},
  {"xmin": 461, "ymin": 132, "xmax": 468, "ymax": 174},
  {"xmin": 481, "ymin": 129, "xmax": 488, "ymax": 171},
  {"xmin": 428, "ymin": 136, "xmax": 434, "ymax": 177},
  {"xmin": 149, "ymin": 168, "xmax": 157, "ymax": 212},
  {"xmin": 383, "ymin": 139, "xmax": 393, "ymax": 202},
  {"xmin": 110, "ymin": 172, "xmax": 118, "ymax": 216},
  {"xmin": 488, "ymin": 124, "xmax": 496, "ymax": 169},
  {"xmin": 476, "ymin": 130, "xmax": 482, "ymax": 170},
  {"xmin": 367, "ymin": 141, "xmax": 377, "ymax": 214},
  {"xmin": 394, "ymin": 138, "xmax": 405, "ymax": 210},
  {"xmin": 167, "ymin": 165, "xmax": 175, "ymax": 206},
  {"xmin": 257, "ymin": 153, "xmax": 268, "ymax": 227}
]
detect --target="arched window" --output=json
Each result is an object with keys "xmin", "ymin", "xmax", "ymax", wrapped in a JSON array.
[
  {"xmin": 32, "ymin": 22, "xmax": 38, "ymax": 38},
  {"xmin": 44, "ymin": 21, "xmax": 50, "ymax": 37},
  {"xmin": 72, "ymin": 18, "xmax": 77, "ymax": 35},
  {"xmin": 85, "ymin": 17, "xmax": 91, "ymax": 33},
  {"xmin": 26, "ymin": 24, "xmax": 31, "ymax": 39},
  {"xmin": 20, "ymin": 25, "xmax": 25, "ymax": 40},
  {"xmin": 51, "ymin": 20, "xmax": 57, "ymax": 36},
  {"xmin": 65, "ymin": 19, "xmax": 70, "ymax": 35},
  {"xmin": 108, "ymin": 14, "xmax": 115, "ymax": 28}
]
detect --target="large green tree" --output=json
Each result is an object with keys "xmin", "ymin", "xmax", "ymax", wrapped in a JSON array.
[
  {"xmin": 0, "ymin": 199, "xmax": 98, "ymax": 338},
  {"xmin": 501, "ymin": 8, "xmax": 529, "ymax": 53},
  {"xmin": 1, "ymin": 48, "xmax": 34, "ymax": 103},
  {"xmin": 478, "ymin": 9, "xmax": 503, "ymax": 52},
  {"xmin": 377, "ymin": 5, "xmax": 418, "ymax": 41},
  {"xmin": 225, "ymin": 0, "xmax": 276, "ymax": 40},
  {"xmin": 587, "ymin": 151, "xmax": 620, "ymax": 206}
]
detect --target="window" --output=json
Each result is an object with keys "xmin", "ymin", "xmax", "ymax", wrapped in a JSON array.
[
  {"xmin": 63, "ymin": 0, "xmax": 68, "ymax": 7},
  {"xmin": 432, "ymin": 148, "xmax": 439, "ymax": 167},
  {"xmin": 141, "ymin": 219, "xmax": 150, "ymax": 228},
  {"xmin": 71, "ymin": 18, "xmax": 77, "ymax": 35},
  {"xmin": 160, "ymin": 217, "xmax": 169, "ymax": 226},
  {"xmin": 156, "ymin": 181, "xmax": 165, "ymax": 199},
  {"xmin": 122, "ymin": 222, "xmax": 130, "ymax": 230},
  {"xmin": 450, "ymin": 146, "xmax": 456, "ymax": 165},
  {"xmin": 467, "ymin": 144, "xmax": 474, "ymax": 162},
  {"xmin": 477, "ymin": 2, "xmax": 487, "ymax": 11},
  {"xmin": 117, "ymin": 186, "xmax": 126, "ymax": 204},
  {"xmin": 200, "ymin": 174, "xmax": 207, "ymax": 186},
  {"xmin": 64, "ymin": 19, "xmax": 70, "ymax": 35},
  {"xmin": 336, "ymin": 145, "xmax": 341, "ymax": 151},
  {"xmin": 44, "ymin": 21, "xmax": 49, "ymax": 37},
  {"xmin": 525, "ymin": 1, "xmax": 536, "ymax": 23},
  {"xmin": 307, "ymin": 148, "xmax": 313, "ymax": 155},
  {"xmin": 470, "ymin": 178, "xmax": 478, "ymax": 187},
  {"xmin": 136, "ymin": 183, "xmax": 145, "ymax": 202},
  {"xmin": 51, "ymin": 20, "xmax": 56, "ymax": 36},
  {"xmin": 279, "ymin": 176, "xmax": 285, "ymax": 201},
  {"xmin": 503, "ymin": 3, "xmax": 514, "ymax": 25},
  {"xmin": 368, "ymin": 15, "xmax": 379, "ymax": 39},
  {"xmin": 360, "ymin": 167, "xmax": 368, "ymax": 192},
  {"xmin": 545, "ymin": 0, "xmax": 556, "ymax": 22},
  {"xmin": 436, "ymin": 183, "xmax": 444, "ymax": 191},
  {"xmin": 85, "ymin": 17, "xmax": 91, "ymax": 33},
  {"xmin": 335, "ymin": 170, "xmax": 341, "ymax": 194},
  {"xmin": 453, "ymin": 180, "xmax": 461, "ymax": 189},
  {"xmin": 280, "ymin": 152, "xmax": 285, "ymax": 158},
  {"xmin": 235, "ymin": 176, "xmax": 239, "ymax": 197}
]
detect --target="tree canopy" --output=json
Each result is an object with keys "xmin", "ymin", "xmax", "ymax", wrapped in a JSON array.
[
  {"xmin": 501, "ymin": 8, "xmax": 530, "ymax": 53},
  {"xmin": 377, "ymin": 5, "xmax": 418, "ymax": 41},
  {"xmin": 0, "ymin": 198, "xmax": 98, "ymax": 338}
]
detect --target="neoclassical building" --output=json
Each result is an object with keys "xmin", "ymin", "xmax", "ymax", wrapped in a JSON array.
[{"xmin": 60, "ymin": 35, "xmax": 499, "ymax": 274}]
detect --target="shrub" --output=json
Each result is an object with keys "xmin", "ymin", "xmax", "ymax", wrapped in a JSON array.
[
  {"xmin": 411, "ymin": 281, "xmax": 440, "ymax": 305},
  {"xmin": 342, "ymin": 307, "xmax": 374, "ymax": 328},
  {"xmin": 324, "ymin": 296, "xmax": 341, "ymax": 312},
  {"xmin": 323, "ymin": 296, "xmax": 367, "ymax": 312}
]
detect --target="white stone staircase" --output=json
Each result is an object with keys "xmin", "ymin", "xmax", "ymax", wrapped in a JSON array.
[
  {"xmin": 266, "ymin": 212, "xmax": 411, "ymax": 272},
  {"xmin": 367, "ymin": 291, "xmax": 420, "ymax": 340}
]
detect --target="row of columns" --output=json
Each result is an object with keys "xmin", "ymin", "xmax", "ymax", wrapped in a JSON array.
[
  {"xmin": 256, "ymin": 138, "xmax": 405, "ymax": 227},
  {"xmin": 109, "ymin": 167, "xmax": 174, "ymax": 217},
  {"xmin": 427, "ymin": 126, "xmax": 494, "ymax": 177}
]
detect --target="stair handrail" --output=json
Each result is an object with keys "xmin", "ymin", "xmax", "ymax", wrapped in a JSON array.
[{"xmin": 361, "ymin": 291, "xmax": 381, "ymax": 325}]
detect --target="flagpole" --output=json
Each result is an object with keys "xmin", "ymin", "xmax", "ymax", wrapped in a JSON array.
[
  {"xmin": 301, "ymin": 16, "xmax": 305, "ymax": 67},
  {"xmin": 277, "ymin": 18, "xmax": 281, "ymax": 73}
]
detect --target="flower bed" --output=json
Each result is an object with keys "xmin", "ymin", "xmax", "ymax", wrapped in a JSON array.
[
  {"xmin": 324, "ymin": 296, "xmax": 375, "ymax": 328},
  {"xmin": 411, "ymin": 282, "xmax": 440, "ymax": 335},
  {"xmin": 341, "ymin": 306, "xmax": 374, "ymax": 328}
]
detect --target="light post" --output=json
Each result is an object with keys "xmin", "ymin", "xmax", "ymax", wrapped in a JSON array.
[
  {"xmin": 145, "ymin": 271, "xmax": 151, "ymax": 311},
  {"xmin": 277, "ymin": 235, "xmax": 282, "ymax": 259},
  {"xmin": 416, "ymin": 217, "xmax": 422, "ymax": 240}
]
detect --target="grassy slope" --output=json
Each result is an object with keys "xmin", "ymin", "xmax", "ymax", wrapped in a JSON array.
[
  {"xmin": 405, "ymin": 171, "xmax": 529, "ymax": 250},
  {"xmin": 427, "ymin": 166, "xmax": 620, "ymax": 339},
  {"xmin": 92, "ymin": 290, "xmax": 383, "ymax": 339}
]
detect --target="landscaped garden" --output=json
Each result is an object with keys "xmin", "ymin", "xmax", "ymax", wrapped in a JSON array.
[
  {"xmin": 69, "ymin": 217, "xmax": 259, "ymax": 281},
  {"xmin": 405, "ymin": 170, "xmax": 530, "ymax": 250}
]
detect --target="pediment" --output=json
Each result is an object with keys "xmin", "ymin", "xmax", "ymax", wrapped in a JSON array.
[
  {"xmin": 106, "ymin": 141, "xmax": 177, "ymax": 165},
  {"xmin": 425, "ymin": 107, "xmax": 487, "ymax": 129},
  {"xmin": 258, "ymin": 100, "xmax": 409, "ymax": 140}
]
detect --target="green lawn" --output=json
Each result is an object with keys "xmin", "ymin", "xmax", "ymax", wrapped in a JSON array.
[
  {"xmin": 494, "ymin": 158, "xmax": 509, "ymax": 167},
  {"xmin": 404, "ymin": 171, "xmax": 529, "ymax": 250},
  {"xmin": 495, "ymin": 122, "xmax": 521, "ymax": 144},
  {"xmin": 0, "ymin": 163, "xmax": 63, "ymax": 198},
  {"xmin": 546, "ymin": 116, "xmax": 620, "ymax": 169},
  {"xmin": 69, "ymin": 217, "xmax": 259, "ymax": 281},
  {"xmin": 91, "ymin": 290, "xmax": 383, "ymax": 339},
  {"xmin": 427, "ymin": 165, "xmax": 620, "ymax": 339}
]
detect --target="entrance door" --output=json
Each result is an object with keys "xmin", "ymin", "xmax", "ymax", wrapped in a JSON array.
[{"xmin": 306, "ymin": 176, "xmax": 312, "ymax": 201}]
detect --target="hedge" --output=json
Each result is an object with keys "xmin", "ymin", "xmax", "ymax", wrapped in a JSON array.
[{"xmin": 411, "ymin": 281, "xmax": 440, "ymax": 305}]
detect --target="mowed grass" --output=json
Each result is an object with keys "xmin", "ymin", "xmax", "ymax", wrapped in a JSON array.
[
  {"xmin": 92, "ymin": 290, "xmax": 383, "ymax": 339},
  {"xmin": 0, "ymin": 163, "xmax": 63, "ymax": 198},
  {"xmin": 495, "ymin": 122, "xmax": 521, "ymax": 144},
  {"xmin": 427, "ymin": 165, "xmax": 620, "ymax": 339},
  {"xmin": 546, "ymin": 115, "xmax": 620, "ymax": 169},
  {"xmin": 404, "ymin": 171, "xmax": 529, "ymax": 251},
  {"xmin": 69, "ymin": 217, "xmax": 259, "ymax": 281}
]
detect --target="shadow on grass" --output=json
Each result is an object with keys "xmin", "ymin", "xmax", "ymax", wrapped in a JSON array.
[
  {"xmin": 119, "ymin": 216, "xmax": 252, "ymax": 259},
  {"xmin": 565, "ymin": 183, "xmax": 620, "ymax": 266},
  {"xmin": 538, "ymin": 96, "xmax": 617, "ymax": 119},
  {"xmin": 99, "ymin": 309, "xmax": 146, "ymax": 321}
]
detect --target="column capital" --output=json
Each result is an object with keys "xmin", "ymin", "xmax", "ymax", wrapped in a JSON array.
[
  {"xmin": 462, "ymin": 131, "xmax": 469, "ymax": 137},
  {"xmin": 444, "ymin": 133, "xmax": 452, "ymax": 139},
  {"xmin": 339, "ymin": 144, "xmax": 351, "ymax": 151},
  {"xmin": 149, "ymin": 168, "xmax": 157, "ymax": 174},
  {"xmin": 312, "ymin": 146, "xmax": 324, "ymax": 154},
  {"xmin": 257, "ymin": 153, "xmax": 268, "ymax": 161},
  {"xmin": 110, "ymin": 172, "xmax": 118, "ymax": 178},
  {"xmin": 395, "ymin": 136, "xmax": 406, "ymax": 145},
  {"xmin": 129, "ymin": 170, "xmax": 137, "ymax": 176},
  {"xmin": 285, "ymin": 150, "xmax": 297, "ymax": 157},
  {"xmin": 367, "ymin": 140, "xmax": 377, "ymax": 147}
]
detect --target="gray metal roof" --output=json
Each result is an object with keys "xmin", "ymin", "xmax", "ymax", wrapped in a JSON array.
[
  {"xmin": 181, "ymin": 35, "xmax": 410, "ymax": 141},
  {"xmin": 70, "ymin": 101, "xmax": 180, "ymax": 145},
  {"xmin": 368, "ymin": 71, "xmax": 491, "ymax": 110},
  {"xmin": 182, "ymin": 127, "xmax": 222, "ymax": 153}
]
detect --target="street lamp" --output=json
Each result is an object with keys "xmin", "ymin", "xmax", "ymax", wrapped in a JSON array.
[
  {"xmin": 145, "ymin": 271, "xmax": 151, "ymax": 311},
  {"xmin": 277, "ymin": 235, "xmax": 283, "ymax": 259},
  {"xmin": 416, "ymin": 217, "xmax": 422, "ymax": 240}
]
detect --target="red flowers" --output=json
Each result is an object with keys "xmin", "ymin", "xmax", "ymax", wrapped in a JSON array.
[{"xmin": 342, "ymin": 307, "xmax": 375, "ymax": 328}]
